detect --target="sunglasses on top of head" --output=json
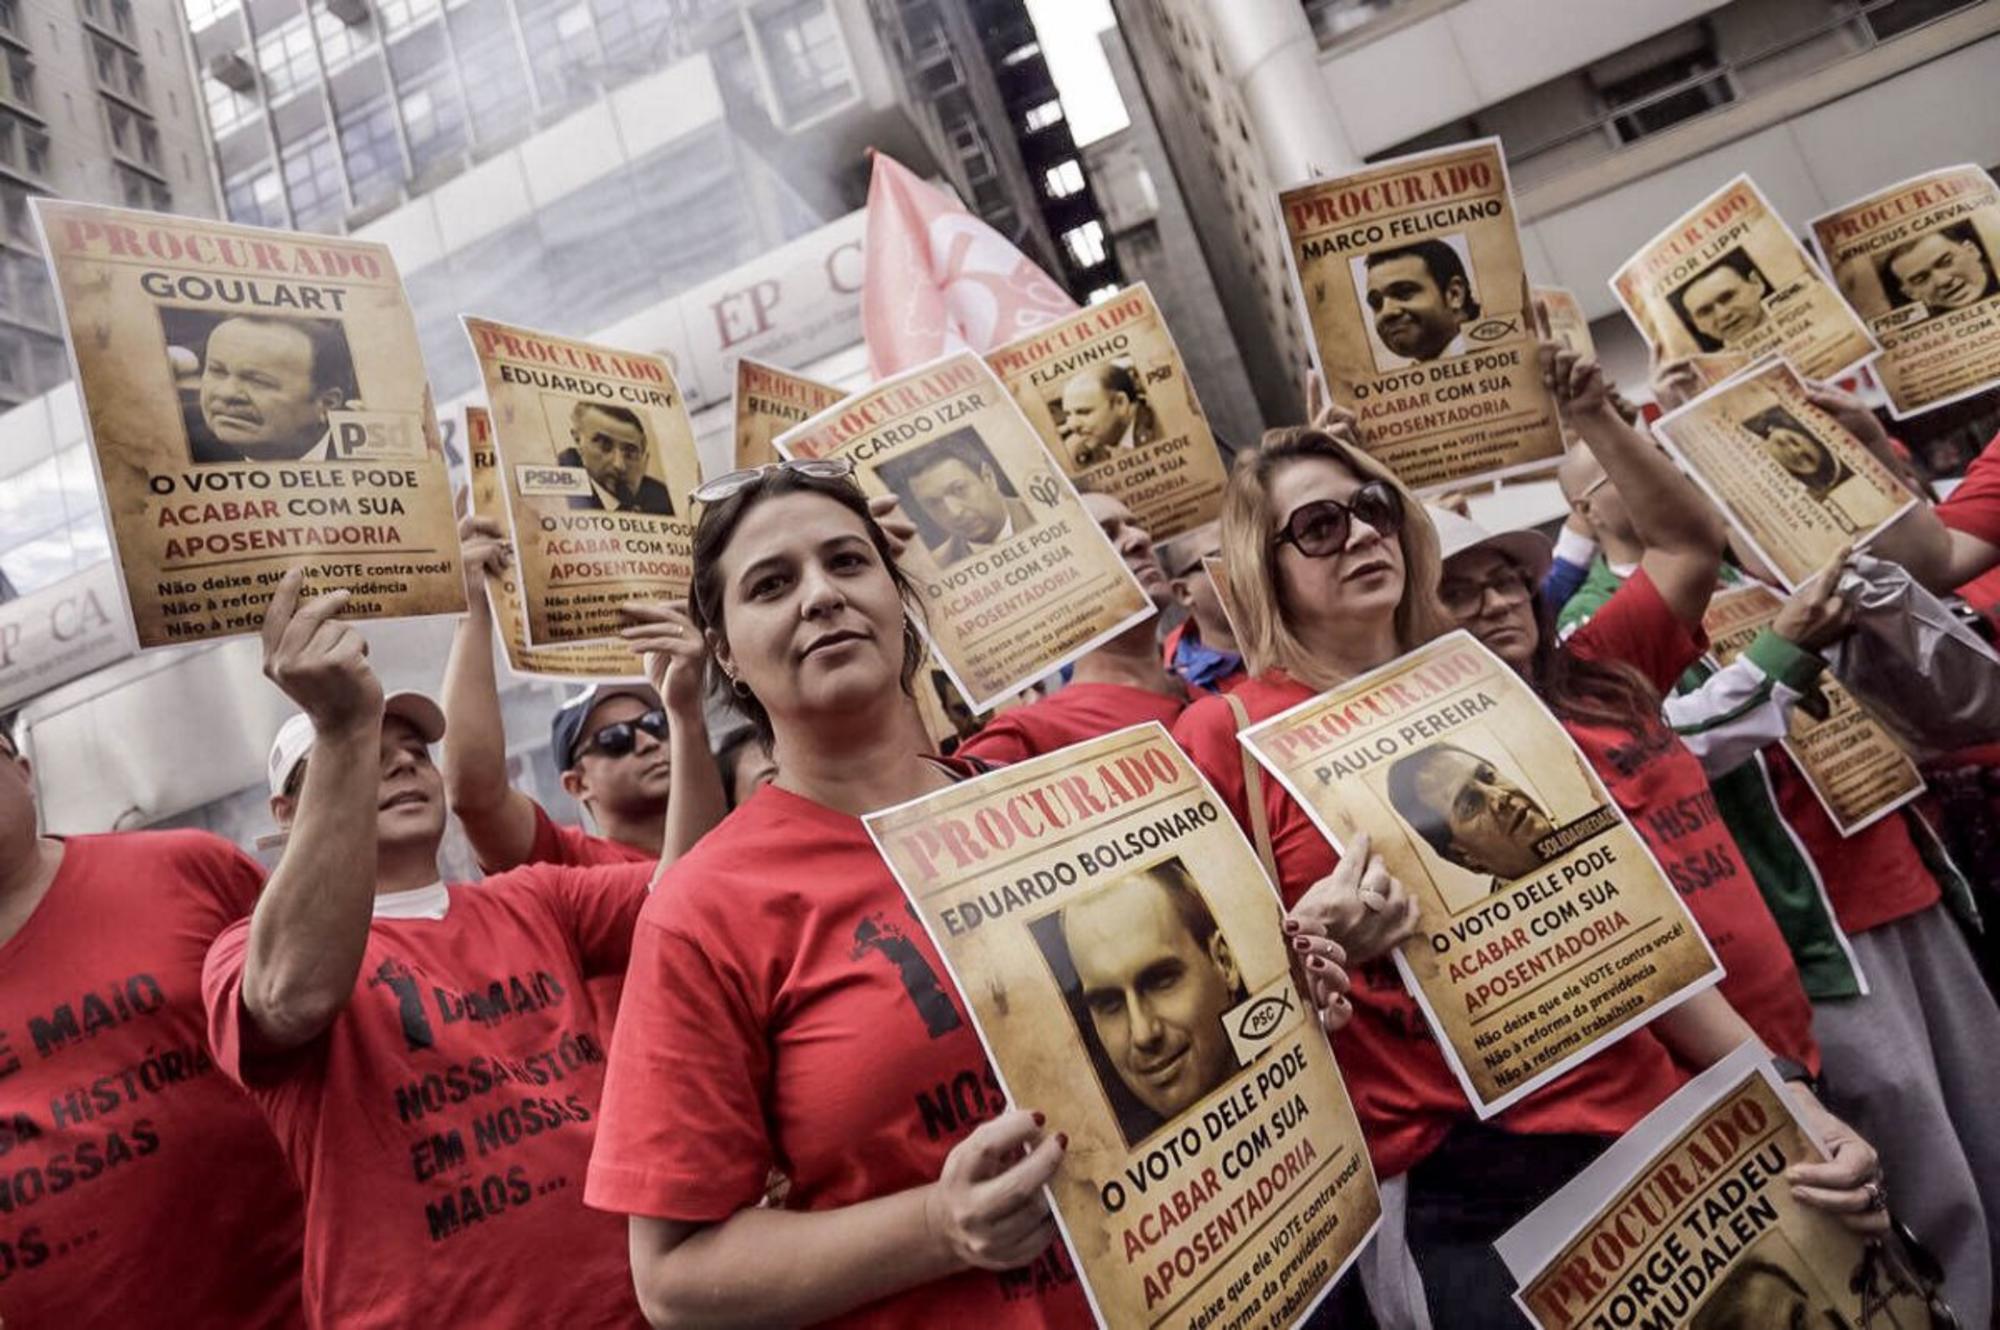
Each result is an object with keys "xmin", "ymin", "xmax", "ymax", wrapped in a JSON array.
[
  {"xmin": 1271, "ymin": 480, "xmax": 1404, "ymax": 558},
  {"xmin": 689, "ymin": 457, "xmax": 858, "ymax": 507},
  {"xmin": 580, "ymin": 709, "xmax": 668, "ymax": 760}
]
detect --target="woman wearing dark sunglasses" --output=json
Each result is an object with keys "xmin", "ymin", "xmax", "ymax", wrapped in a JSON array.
[
  {"xmin": 586, "ymin": 459, "xmax": 1093, "ymax": 1328},
  {"xmin": 1172, "ymin": 350, "xmax": 1888, "ymax": 1327}
]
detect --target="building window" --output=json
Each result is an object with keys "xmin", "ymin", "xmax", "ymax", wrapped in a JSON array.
[
  {"xmin": 1022, "ymin": 98, "xmax": 1062, "ymax": 132},
  {"xmin": 376, "ymin": 0, "xmax": 439, "ymax": 37},
  {"xmin": 117, "ymin": 164, "xmax": 148, "ymax": 206},
  {"xmin": 590, "ymin": 0, "xmax": 667, "ymax": 59},
  {"xmin": 1043, "ymin": 159, "xmax": 1084, "ymax": 200},
  {"xmin": 449, "ymin": 4, "xmax": 531, "ymax": 146},
  {"xmin": 0, "ymin": 52, "xmax": 33, "ymax": 109},
  {"xmin": 1062, "ymin": 220, "xmax": 1106, "ymax": 269},
  {"xmin": 257, "ymin": 15, "xmax": 320, "ymax": 100},
  {"xmin": 1591, "ymin": 30, "xmax": 1734, "ymax": 145},
  {"xmin": 337, "ymin": 95, "xmax": 404, "ymax": 208},
  {"xmin": 281, "ymin": 126, "xmax": 345, "ymax": 230},
  {"xmin": 203, "ymin": 71, "xmax": 258, "ymax": 133},
  {"xmin": 105, "ymin": 101, "xmax": 133, "ymax": 152},
  {"xmin": 180, "ymin": 0, "xmax": 240, "ymax": 28},
  {"xmin": 747, "ymin": 0, "xmax": 855, "ymax": 128},
  {"xmin": 91, "ymin": 36, "xmax": 119, "ymax": 89},
  {"xmin": 0, "ymin": 184, "xmax": 33, "ymax": 242},
  {"xmin": 518, "ymin": 0, "xmax": 602, "ymax": 111},
  {"xmin": 223, "ymin": 164, "xmax": 286, "ymax": 226},
  {"xmin": 313, "ymin": 5, "xmax": 375, "ymax": 74},
  {"xmin": 1865, "ymin": 0, "xmax": 1981, "ymax": 41},
  {"xmin": 396, "ymin": 70, "xmax": 466, "ymax": 175}
]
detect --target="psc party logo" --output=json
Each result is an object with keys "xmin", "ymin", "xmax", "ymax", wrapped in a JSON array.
[{"xmin": 1225, "ymin": 973, "xmax": 1306, "ymax": 1064}]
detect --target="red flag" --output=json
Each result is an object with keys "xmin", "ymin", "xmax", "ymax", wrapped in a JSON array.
[{"xmin": 862, "ymin": 151, "xmax": 1079, "ymax": 377}]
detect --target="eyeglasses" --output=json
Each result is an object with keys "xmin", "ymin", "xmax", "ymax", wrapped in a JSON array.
[
  {"xmin": 1438, "ymin": 566, "xmax": 1536, "ymax": 615},
  {"xmin": 580, "ymin": 709, "xmax": 668, "ymax": 760},
  {"xmin": 1270, "ymin": 481, "xmax": 1404, "ymax": 558},
  {"xmin": 690, "ymin": 457, "xmax": 857, "ymax": 507}
]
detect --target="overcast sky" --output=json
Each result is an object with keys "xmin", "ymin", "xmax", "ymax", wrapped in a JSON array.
[{"xmin": 1023, "ymin": 0, "xmax": 1131, "ymax": 146}]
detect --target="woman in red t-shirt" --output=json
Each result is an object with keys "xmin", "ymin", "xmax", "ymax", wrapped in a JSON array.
[
  {"xmin": 585, "ymin": 461, "xmax": 1094, "ymax": 1329},
  {"xmin": 1172, "ymin": 347, "xmax": 1887, "ymax": 1327}
]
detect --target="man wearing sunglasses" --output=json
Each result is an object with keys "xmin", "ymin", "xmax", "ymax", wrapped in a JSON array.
[
  {"xmin": 203, "ymin": 571, "xmax": 660, "ymax": 1328},
  {"xmin": 440, "ymin": 515, "xmax": 724, "ymax": 879},
  {"xmin": 1157, "ymin": 521, "xmax": 1245, "ymax": 696},
  {"xmin": 0, "ymin": 723, "xmax": 309, "ymax": 1327}
]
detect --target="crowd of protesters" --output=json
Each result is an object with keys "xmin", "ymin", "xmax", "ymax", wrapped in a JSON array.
[{"xmin": 3, "ymin": 331, "xmax": 1999, "ymax": 1330}]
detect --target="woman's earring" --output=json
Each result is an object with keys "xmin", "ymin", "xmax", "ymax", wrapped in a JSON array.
[{"xmin": 731, "ymin": 677, "xmax": 752, "ymax": 699}]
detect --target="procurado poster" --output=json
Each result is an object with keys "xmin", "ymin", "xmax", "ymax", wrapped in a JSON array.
[
  {"xmin": 1239, "ymin": 633, "xmax": 1721, "ymax": 1115},
  {"xmin": 34, "ymin": 198, "xmax": 463, "ymax": 646},
  {"xmin": 1279, "ymin": 139, "xmax": 1562, "ymax": 491},
  {"xmin": 777, "ymin": 350, "xmax": 1151, "ymax": 711},
  {"xmin": 867, "ymin": 724, "xmax": 1381, "ymax": 1330}
]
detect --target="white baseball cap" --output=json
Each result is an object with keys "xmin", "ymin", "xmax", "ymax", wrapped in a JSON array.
[
  {"xmin": 1426, "ymin": 505, "xmax": 1554, "ymax": 585},
  {"xmin": 267, "ymin": 692, "xmax": 447, "ymax": 799}
]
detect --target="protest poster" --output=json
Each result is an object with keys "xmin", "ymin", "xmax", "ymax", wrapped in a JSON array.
[
  {"xmin": 775, "ymin": 351, "xmax": 1152, "ymax": 711},
  {"xmin": 1811, "ymin": 164, "xmax": 2000, "ymax": 418},
  {"xmin": 733, "ymin": 357, "xmax": 845, "ymax": 470},
  {"xmin": 1612, "ymin": 176, "xmax": 1878, "ymax": 383},
  {"xmin": 1683, "ymin": 352, "xmax": 1752, "ymax": 392},
  {"xmin": 32, "ymin": 198, "xmax": 463, "ymax": 648},
  {"xmin": 1704, "ymin": 584, "xmax": 1922, "ymax": 838},
  {"xmin": 867, "ymin": 724, "xmax": 1381, "ymax": 1330},
  {"xmin": 1500, "ymin": 1041, "xmax": 1927, "ymax": 1329},
  {"xmin": 1652, "ymin": 358, "xmax": 1914, "ymax": 591},
  {"xmin": 1533, "ymin": 287, "xmax": 1596, "ymax": 360},
  {"xmin": 986, "ymin": 283, "xmax": 1228, "ymax": 541},
  {"xmin": 1239, "ymin": 633, "xmax": 1720, "ymax": 1116},
  {"xmin": 463, "ymin": 316, "xmax": 697, "ymax": 646},
  {"xmin": 465, "ymin": 408, "xmax": 647, "ymax": 682},
  {"xmin": 1278, "ymin": 138, "xmax": 1563, "ymax": 491}
]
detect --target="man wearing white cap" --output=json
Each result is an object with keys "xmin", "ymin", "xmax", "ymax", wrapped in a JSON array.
[
  {"xmin": 201, "ymin": 570, "xmax": 655, "ymax": 1329},
  {"xmin": 439, "ymin": 516, "xmax": 722, "ymax": 874}
]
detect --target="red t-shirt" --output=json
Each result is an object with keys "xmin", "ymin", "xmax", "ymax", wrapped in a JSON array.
[
  {"xmin": 0, "ymin": 831, "xmax": 305, "ymax": 1328},
  {"xmin": 517, "ymin": 800, "xmax": 654, "ymax": 870},
  {"xmin": 958, "ymin": 681, "xmax": 1186, "ymax": 764},
  {"xmin": 203, "ymin": 863, "xmax": 653, "ymax": 1330},
  {"xmin": 1762, "ymin": 750, "xmax": 1939, "ymax": 934},
  {"xmin": 1559, "ymin": 573, "xmax": 1819, "ymax": 1074},
  {"xmin": 587, "ymin": 785, "xmax": 1091, "ymax": 1329},
  {"xmin": 1175, "ymin": 679, "xmax": 1686, "ymax": 1182},
  {"xmin": 510, "ymin": 800, "xmax": 655, "ymax": 1019},
  {"xmin": 1938, "ymin": 429, "xmax": 2000, "ymax": 546}
]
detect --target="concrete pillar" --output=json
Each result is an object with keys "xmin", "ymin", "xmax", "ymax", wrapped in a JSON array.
[{"xmin": 1195, "ymin": 0, "xmax": 1359, "ymax": 183}]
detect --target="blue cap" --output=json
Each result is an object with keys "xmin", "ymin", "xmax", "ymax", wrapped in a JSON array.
[{"xmin": 550, "ymin": 682, "xmax": 659, "ymax": 769}]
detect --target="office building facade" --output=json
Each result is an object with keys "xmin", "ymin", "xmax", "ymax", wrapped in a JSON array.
[
  {"xmin": 1117, "ymin": 0, "xmax": 2000, "ymax": 463},
  {"xmin": 1, "ymin": 0, "xmax": 218, "ymax": 412}
]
